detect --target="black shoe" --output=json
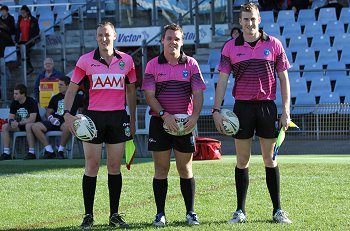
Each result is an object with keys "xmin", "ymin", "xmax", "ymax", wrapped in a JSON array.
[
  {"xmin": 24, "ymin": 153, "xmax": 36, "ymax": 160},
  {"xmin": 57, "ymin": 151, "xmax": 65, "ymax": 159},
  {"xmin": 80, "ymin": 214, "xmax": 93, "ymax": 229},
  {"xmin": 42, "ymin": 150, "xmax": 55, "ymax": 159},
  {"xmin": 109, "ymin": 213, "xmax": 129, "ymax": 228},
  {"xmin": 0, "ymin": 153, "xmax": 11, "ymax": 161}
]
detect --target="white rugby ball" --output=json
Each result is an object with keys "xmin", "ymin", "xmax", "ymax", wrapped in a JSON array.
[
  {"xmin": 73, "ymin": 114, "xmax": 98, "ymax": 141},
  {"xmin": 163, "ymin": 114, "xmax": 195, "ymax": 136},
  {"xmin": 220, "ymin": 109, "xmax": 239, "ymax": 136}
]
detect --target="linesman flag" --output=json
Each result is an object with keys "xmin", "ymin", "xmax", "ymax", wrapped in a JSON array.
[
  {"xmin": 273, "ymin": 121, "xmax": 299, "ymax": 160},
  {"xmin": 125, "ymin": 139, "xmax": 136, "ymax": 170}
]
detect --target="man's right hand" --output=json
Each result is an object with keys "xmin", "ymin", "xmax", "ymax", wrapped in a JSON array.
[
  {"xmin": 63, "ymin": 113, "xmax": 78, "ymax": 135},
  {"xmin": 212, "ymin": 112, "xmax": 227, "ymax": 135},
  {"xmin": 48, "ymin": 115, "xmax": 60, "ymax": 126}
]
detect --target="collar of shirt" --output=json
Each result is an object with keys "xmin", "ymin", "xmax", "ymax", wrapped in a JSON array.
[
  {"xmin": 235, "ymin": 29, "xmax": 269, "ymax": 46},
  {"xmin": 93, "ymin": 48, "xmax": 122, "ymax": 65},
  {"xmin": 158, "ymin": 50, "xmax": 188, "ymax": 64}
]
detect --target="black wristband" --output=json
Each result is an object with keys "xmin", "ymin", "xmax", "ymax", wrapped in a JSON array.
[
  {"xmin": 63, "ymin": 110, "xmax": 70, "ymax": 116},
  {"xmin": 212, "ymin": 108, "xmax": 220, "ymax": 114}
]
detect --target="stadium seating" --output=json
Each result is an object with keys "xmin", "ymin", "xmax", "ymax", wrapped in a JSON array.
[
  {"xmin": 315, "ymin": 92, "xmax": 340, "ymax": 114},
  {"xmin": 317, "ymin": 47, "xmax": 339, "ymax": 65},
  {"xmin": 302, "ymin": 63, "xmax": 324, "ymax": 81},
  {"xmin": 339, "ymin": 7, "xmax": 350, "ymax": 24},
  {"xmin": 53, "ymin": 0, "xmax": 70, "ymax": 14},
  {"xmin": 317, "ymin": 7, "xmax": 337, "ymax": 24},
  {"xmin": 70, "ymin": 0, "xmax": 86, "ymax": 13},
  {"xmin": 340, "ymin": 49, "xmax": 350, "ymax": 64},
  {"xmin": 276, "ymin": 10, "xmax": 295, "ymax": 27},
  {"xmin": 233, "ymin": 0, "xmax": 247, "ymax": 7},
  {"xmin": 324, "ymin": 20, "xmax": 344, "ymax": 37},
  {"xmin": 263, "ymin": 23, "xmax": 280, "ymax": 36},
  {"xmin": 199, "ymin": 64, "xmax": 211, "ymax": 80},
  {"xmin": 294, "ymin": 48, "xmax": 316, "ymax": 66},
  {"xmin": 282, "ymin": 22, "xmax": 301, "ymax": 39},
  {"xmin": 274, "ymin": 35, "xmax": 287, "ymax": 49},
  {"xmin": 38, "ymin": 11, "xmax": 55, "ymax": 35},
  {"xmin": 297, "ymin": 9, "xmax": 316, "ymax": 25},
  {"xmin": 19, "ymin": 0, "xmax": 34, "ymax": 5},
  {"xmin": 293, "ymin": 92, "xmax": 316, "ymax": 114},
  {"xmin": 208, "ymin": 49, "xmax": 221, "ymax": 70},
  {"xmin": 311, "ymin": 0, "xmax": 327, "ymax": 9},
  {"xmin": 326, "ymin": 61, "xmax": 347, "ymax": 81},
  {"xmin": 290, "ymin": 77, "xmax": 308, "ymax": 97},
  {"xmin": 134, "ymin": 106, "xmax": 151, "ymax": 157},
  {"xmin": 334, "ymin": 76, "xmax": 350, "ymax": 97},
  {"xmin": 288, "ymin": 35, "xmax": 308, "ymax": 52},
  {"xmin": 55, "ymin": 9, "xmax": 72, "ymax": 24},
  {"xmin": 303, "ymin": 21, "xmax": 323, "ymax": 37},
  {"xmin": 309, "ymin": 76, "xmax": 332, "ymax": 96},
  {"xmin": 310, "ymin": 35, "xmax": 330, "ymax": 51},
  {"xmin": 259, "ymin": 10, "xmax": 275, "ymax": 28},
  {"xmin": 333, "ymin": 33, "xmax": 350, "ymax": 51}
]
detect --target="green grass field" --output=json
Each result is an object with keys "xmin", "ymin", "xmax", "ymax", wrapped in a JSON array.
[{"xmin": 1, "ymin": 155, "xmax": 350, "ymax": 230}]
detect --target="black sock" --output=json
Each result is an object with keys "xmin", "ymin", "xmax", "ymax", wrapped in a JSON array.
[
  {"xmin": 108, "ymin": 173, "xmax": 122, "ymax": 216},
  {"xmin": 82, "ymin": 175, "xmax": 97, "ymax": 215},
  {"xmin": 180, "ymin": 177, "xmax": 195, "ymax": 214},
  {"xmin": 153, "ymin": 178, "xmax": 168, "ymax": 214},
  {"xmin": 235, "ymin": 166, "xmax": 249, "ymax": 214},
  {"xmin": 265, "ymin": 166, "xmax": 281, "ymax": 215}
]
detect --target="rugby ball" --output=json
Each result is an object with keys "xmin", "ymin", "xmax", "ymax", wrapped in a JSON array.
[
  {"xmin": 163, "ymin": 114, "xmax": 195, "ymax": 136},
  {"xmin": 220, "ymin": 109, "xmax": 239, "ymax": 136},
  {"xmin": 73, "ymin": 114, "xmax": 97, "ymax": 141}
]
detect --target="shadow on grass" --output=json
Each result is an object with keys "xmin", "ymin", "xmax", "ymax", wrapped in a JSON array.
[{"xmin": 0, "ymin": 158, "xmax": 154, "ymax": 175}]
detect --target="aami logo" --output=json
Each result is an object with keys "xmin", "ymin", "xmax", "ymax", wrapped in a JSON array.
[{"xmin": 92, "ymin": 74, "xmax": 125, "ymax": 89}]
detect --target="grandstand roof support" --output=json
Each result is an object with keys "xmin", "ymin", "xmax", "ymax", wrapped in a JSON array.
[
  {"xmin": 0, "ymin": 58, "xmax": 7, "ymax": 104},
  {"xmin": 60, "ymin": 20, "xmax": 67, "ymax": 74},
  {"xmin": 210, "ymin": 0, "xmax": 215, "ymax": 36},
  {"xmin": 20, "ymin": 45, "xmax": 27, "ymax": 86},
  {"xmin": 194, "ymin": 0, "xmax": 199, "ymax": 51},
  {"xmin": 79, "ymin": 7, "xmax": 85, "ymax": 56}
]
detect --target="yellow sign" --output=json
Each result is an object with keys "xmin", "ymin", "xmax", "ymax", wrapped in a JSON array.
[{"xmin": 39, "ymin": 79, "xmax": 59, "ymax": 108}]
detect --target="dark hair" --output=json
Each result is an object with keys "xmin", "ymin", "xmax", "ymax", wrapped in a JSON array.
[
  {"xmin": 20, "ymin": 5, "xmax": 31, "ymax": 15},
  {"xmin": 162, "ymin": 23, "xmax": 184, "ymax": 39},
  {"xmin": 230, "ymin": 27, "xmax": 241, "ymax": 35},
  {"xmin": 1, "ymin": 5, "xmax": 9, "ymax": 11},
  {"xmin": 97, "ymin": 21, "xmax": 115, "ymax": 30},
  {"xmin": 59, "ymin": 76, "xmax": 71, "ymax": 86},
  {"xmin": 240, "ymin": 2, "xmax": 260, "ymax": 18},
  {"xmin": 14, "ymin": 84, "xmax": 27, "ymax": 96}
]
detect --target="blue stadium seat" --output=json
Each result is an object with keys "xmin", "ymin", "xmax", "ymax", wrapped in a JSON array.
[
  {"xmin": 208, "ymin": 49, "xmax": 221, "ymax": 70},
  {"xmin": 339, "ymin": 7, "xmax": 350, "ymax": 24},
  {"xmin": 38, "ymin": 11, "xmax": 54, "ymax": 35},
  {"xmin": 339, "ymin": 92, "xmax": 350, "ymax": 114},
  {"xmin": 36, "ymin": 6, "xmax": 52, "ymax": 17},
  {"xmin": 325, "ymin": 20, "xmax": 344, "ymax": 37},
  {"xmin": 259, "ymin": 10, "xmax": 275, "ymax": 27},
  {"xmin": 295, "ymin": 48, "xmax": 316, "ymax": 66},
  {"xmin": 36, "ymin": 0, "xmax": 53, "ymax": 4},
  {"xmin": 311, "ymin": 0, "xmax": 327, "ymax": 9},
  {"xmin": 333, "ymin": 33, "xmax": 350, "ymax": 51},
  {"xmin": 315, "ymin": 92, "xmax": 340, "ymax": 114},
  {"xmin": 303, "ymin": 21, "xmax": 323, "ymax": 37},
  {"xmin": 233, "ymin": 0, "xmax": 247, "ymax": 6},
  {"xmin": 317, "ymin": 47, "xmax": 339, "ymax": 65},
  {"xmin": 55, "ymin": 9, "xmax": 72, "ymax": 24},
  {"xmin": 318, "ymin": 7, "xmax": 337, "ymax": 25},
  {"xmin": 19, "ymin": 0, "xmax": 34, "ymax": 5},
  {"xmin": 70, "ymin": 0, "xmax": 86, "ymax": 13},
  {"xmin": 53, "ymin": 0, "xmax": 70, "ymax": 14},
  {"xmin": 276, "ymin": 10, "xmax": 295, "ymax": 27},
  {"xmin": 263, "ymin": 23, "xmax": 280, "ymax": 36},
  {"xmin": 340, "ymin": 49, "xmax": 350, "ymax": 65},
  {"xmin": 284, "ymin": 48, "xmax": 294, "ymax": 63},
  {"xmin": 326, "ymin": 61, "xmax": 347, "ymax": 81},
  {"xmin": 293, "ymin": 92, "xmax": 316, "ymax": 114},
  {"xmin": 290, "ymin": 77, "xmax": 308, "ymax": 97},
  {"xmin": 288, "ymin": 34, "xmax": 308, "ymax": 52},
  {"xmin": 297, "ymin": 9, "xmax": 316, "ymax": 26},
  {"xmin": 223, "ymin": 91, "xmax": 235, "ymax": 107},
  {"xmin": 309, "ymin": 76, "xmax": 332, "ymax": 96},
  {"xmin": 274, "ymin": 35, "xmax": 287, "ymax": 49},
  {"xmin": 282, "ymin": 22, "xmax": 301, "ymax": 38},
  {"xmin": 303, "ymin": 63, "xmax": 324, "ymax": 79},
  {"xmin": 310, "ymin": 34, "xmax": 330, "ymax": 51},
  {"xmin": 302, "ymin": 70, "xmax": 324, "ymax": 82},
  {"xmin": 199, "ymin": 64, "xmax": 211, "ymax": 80}
]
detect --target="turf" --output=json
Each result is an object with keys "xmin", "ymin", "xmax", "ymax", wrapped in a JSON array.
[{"xmin": 0, "ymin": 155, "xmax": 349, "ymax": 230}]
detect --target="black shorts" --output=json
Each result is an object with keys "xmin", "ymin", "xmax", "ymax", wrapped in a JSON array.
[
  {"xmin": 41, "ymin": 120, "xmax": 61, "ymax": 131},
  {"xmin": 84, "ymin": 110, "xmax": 132, "ymax": 144},
  {"xmin": 233, "ymin": 100, "xmax": 279, "ymax": 139},
  {"xmin": 148, "ymin": 116, "xmax": 195, "ymax": 153}
]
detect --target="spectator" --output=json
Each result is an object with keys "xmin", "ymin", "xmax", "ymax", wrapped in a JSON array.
[
  {"xmin": 259, "ymin": 0, "xmax": 280, "ymax": 12},
  {"xmin": 230, "ymin": 25, "xmax": 242, "ymax": 39},
  {"xmin": 33, "ymin": 57, "xmax": 64, "ymax": 103},
  {"xmin": 0, "ymin": 84, "xmax": 41, "ymax": 161},
  {"xmin": 291, "ymin": 0, "xmax": 312, "ymax": 15},
  {"xmin": 31, "ymin": 76, "xmax": 83, "ymax": 159},
  {"xmin": 0, "ymin": 5, "xmax": 15, "ymax": 58},
  {"xmin": 15, "ymin": 5, "xmax": 40, "ymax": 75}
]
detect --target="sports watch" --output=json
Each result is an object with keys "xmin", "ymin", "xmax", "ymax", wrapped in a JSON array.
[
  {"xmin": 212, "ymin": 108, "xmax": 220, "ymax": 114},
  {"xmin": 63, "ymin": 110, "xmax": 70, "ymax": 116},
  {"xmin": 159, "ymin": 110, "xmax": 165, "ymax": 117}
]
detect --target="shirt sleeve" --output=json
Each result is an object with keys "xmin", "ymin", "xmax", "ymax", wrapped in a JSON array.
[
  {"xmin": 27, "ymin": 98, "xmax": 39, "ymax": 114},
  {"xmin": 141, "ymin": 60, "xmax": 156, "ymax": 91},
  {"xmin": 126, "ymin": 56, "xmax": 137, "ymax": 84},
  {"xmin": 190, "ymin": 59, "xmax": 206, "ymax": 91},
  {"xmin": 217, "ymin": 43, "xmax": 232, "ymax": 75},
  {"xmin": 274, "ymin": 38, "xmax": 291, "ymax": 73},
  {"xmin": 71, "ymin": 56, "xmax": 87, "ymax": 85}
]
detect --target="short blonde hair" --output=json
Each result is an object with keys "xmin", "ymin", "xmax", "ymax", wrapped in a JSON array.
[{"xmin": 240, "ymin": 3, "xmax": 260, "ymax": 18}]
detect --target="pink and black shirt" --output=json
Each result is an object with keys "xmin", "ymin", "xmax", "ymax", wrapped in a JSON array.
[
  {"xmin": 218, "ymin": 30, "xmax": 290, "ymax": 101},
  {"xmin": 142, "ymin": 51, "xmax": 206, "ymax": 116},
  {"xmin": 71, "ymin": 48, "xmax": 136, "ymax": 111}
]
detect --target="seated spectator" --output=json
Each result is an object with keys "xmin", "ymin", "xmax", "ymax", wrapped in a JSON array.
[
  {"xmin": 31, "ymin": 76, "xmax": 83, "ymax": 159},
  {"xmin": 0, "ymin": 5, "xmax": 15, "ymax": 58},
  {"xmin": 0, "ymin": 84, "xmax": 41, "ymax": 161},
  {"xmin": 259, "ymin": 0, "xmax": 280, "ymax": 13},
  {"xmin": 15, "ymin": 5, "xmax": 40, "ymax": 75},
  {"xmin": 291, "ymin": 0, "xmax": 312, "ymax": 15},
  {"xmin": 230, "ymin": 25, "xmax": 242, "ymax": 39},
  {"xmin": 33, "ymin": 57, "xmax": 64, "ymax": 103}
]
